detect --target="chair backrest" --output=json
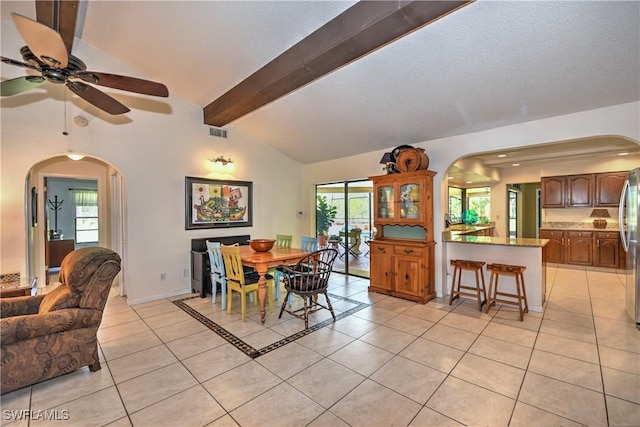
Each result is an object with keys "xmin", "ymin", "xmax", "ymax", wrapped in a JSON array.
[
  {"xmin": 206, "ymin": 240, "xmax": 225, "ymax": 277},
  {"xmin": 220, "ymin": 244, "xmax": 245, "ymax": 285},
  {"xmin": 300, "ymin": 236, "xmax": 318, "ymax": 251},
  {"xmin": 275, "ymin": 234, "xmax": 293, "ymax": 248},
  {"xmin": 284, "ymin": 248, "xmax": 338, "ymax": 293}
]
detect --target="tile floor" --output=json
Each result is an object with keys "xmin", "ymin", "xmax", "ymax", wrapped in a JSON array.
[{"xmin": 2, "ymin": 266, "xmax": 639, "ymax": 426}]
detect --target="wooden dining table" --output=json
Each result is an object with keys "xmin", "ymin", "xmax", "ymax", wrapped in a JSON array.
[{"xmin": 239, "ymin": 245, "xmax": 312, "ymax": 323}]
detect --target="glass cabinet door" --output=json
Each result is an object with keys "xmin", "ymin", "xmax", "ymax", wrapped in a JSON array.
[
  {"xmin": 399, "ymin": 182, "xmax": 421, "ymax": 219},
  {"xmin": 377, "ymin": 185, "xmax": 394, "ymax": 219}
]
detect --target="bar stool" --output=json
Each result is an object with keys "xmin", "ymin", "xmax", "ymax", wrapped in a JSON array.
[
  {"xmin": 486, "ymin": 263, "xmax": 528, "ymax": 321},
  {"xmin": 449, "ymin": 259, "xmax": 487, "ymax": 311}
]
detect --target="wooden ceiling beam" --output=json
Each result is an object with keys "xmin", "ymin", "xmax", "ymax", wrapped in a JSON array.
[
  {"xmin": 203, "ymin": 0, "xmax": 473, "ymax": 127},
  {"xmin": 35, "ymin": 0, "xmax": 79, "ymax": 54}
]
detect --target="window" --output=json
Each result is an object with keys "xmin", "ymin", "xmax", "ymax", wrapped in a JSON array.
[
  {"xmin": 73, "ymin": 190, "xmax": 98, "ymax": 243},
  {"xmin": 448, "ymin": 186, "xmax": 491, "ymax": 224}
]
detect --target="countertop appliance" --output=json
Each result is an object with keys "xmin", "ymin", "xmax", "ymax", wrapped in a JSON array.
[{"xmin": 620, "ymin": 167, "xmax": 640, "ymax": 329}]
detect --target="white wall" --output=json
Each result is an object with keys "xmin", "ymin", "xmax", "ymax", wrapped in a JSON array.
[
  {"xmin": 304, "ymin": 102, "xmax": 640, "ymax": 297},
  {"xmin": 1, "ymin": 26, "xmax": 305, "ymax": 304}
]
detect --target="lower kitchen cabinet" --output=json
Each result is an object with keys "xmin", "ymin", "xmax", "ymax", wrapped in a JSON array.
[
  {"xmin": 566, "ymin": 231, "xmax": 593, "ymax": 265},
  {"xmin": 368, "ymin": 239, "xmax": 435, "ymax": 303},
  {"xmin": 540, "ymin": 229, "xmax": 623, "ymax": 268}
]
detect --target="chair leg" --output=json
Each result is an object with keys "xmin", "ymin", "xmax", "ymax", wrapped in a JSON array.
[
  {"xmin": 324, "ymin": 292, "xmax": 336, "ymax": 322},
  {"xmin": 89, "ymin": 361, "xmax": 101, "ymax": 372},
  {"xmin": 279, "ymin": 291, "xmax": 290, "ymax": 319},
  {"xmin": 267, "ymin": 280, "xmax": 274, "ymax": 313},
  {"xmin": 302, "ymin": 296, "xmax": 310, "ymax": 329},
  {"xmin": 220, "ymin": 282, "xmax": 227, "ymax": 310},
  {"xmin": 227, "ymin": 290, "xmax": 233, "ymax": 314},
  {"xmin": 210, "ymin": 273, "xmax": 217, "ymax": 304},
  {"xmin": 240, "ymin": 291, "xmax": 247, "ymax": 321}
]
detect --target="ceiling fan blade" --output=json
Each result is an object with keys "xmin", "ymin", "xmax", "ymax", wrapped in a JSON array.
[
  {"xmin": 67, "ymin": 81, "xmax": 130, "ymax": 115},
  {"xmin": 76, "ymin": 72, "xmax": 169, "ymax": 97},
  {"xmin": 11, "ymin": 13, "xmax": 68, "ymax": 68},
  {"xmin": 1, "ymin": 76, "xmax": 45, "ymax": 96},
  {"xmin": 35, "ymin": 0, "xmax": 78, "ymax": 55},
  {"xmin": 1, "ymin": 56, "xmax": 39, "ymax": 71}
]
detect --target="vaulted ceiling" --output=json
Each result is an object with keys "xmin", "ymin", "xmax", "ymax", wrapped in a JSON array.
[{"xmin": 2, "ymin": 1, "xmax": 639, "ymax": 165}]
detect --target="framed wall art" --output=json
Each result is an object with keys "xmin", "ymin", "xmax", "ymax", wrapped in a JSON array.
[{"xmin": 185, "ymin": 176, "xmax": 253, "ymax": 229}]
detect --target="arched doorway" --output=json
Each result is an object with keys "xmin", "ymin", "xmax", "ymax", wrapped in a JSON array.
[{"xmin": 26, "ymin": 155, "xmax": 127, "ymax": 296}]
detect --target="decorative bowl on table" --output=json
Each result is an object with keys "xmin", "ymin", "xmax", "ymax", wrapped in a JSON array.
[{"xmin": 248, "ymin": 239, "xmax": 276, "ymax": 252}]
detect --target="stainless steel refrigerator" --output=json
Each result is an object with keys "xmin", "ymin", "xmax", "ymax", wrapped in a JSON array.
[{"xmin": 620, "ymin": 167, "xmax": 640, "ymax": 329}]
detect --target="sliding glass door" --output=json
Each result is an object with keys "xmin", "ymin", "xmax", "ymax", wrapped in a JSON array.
[{"xmin": 316, "ymin": 180, "xmax": 373, "ymax": 277}]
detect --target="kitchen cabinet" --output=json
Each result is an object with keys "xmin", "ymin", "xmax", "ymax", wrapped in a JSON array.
[
  {"xmin": 369, "ymin": 170, "xmax": 436, "ymax": 304},
  {"xmin": 368, "ymin": 239, "xmax": 435, "ymax": 303},
  {"xmin": 542, "ymin": 171, "xmax": 626, "ymax": 208},
  {"xmin": 595, "ymin": 172, "xmax": 626, "ymax": 207},
  {"xmin": 566, "ymin": 231, "xmax": 593, "ymax": 265},
  {"xmin": 371, "ymin": 170, "xmax": 435, "ymax": 242},
  {"xmin": 594, "ymin": 231, "xmax": 622, "ymax": 268},
  {"xmin": 540, "ymin": 230, "xmax": 564, "ymax": 263}
]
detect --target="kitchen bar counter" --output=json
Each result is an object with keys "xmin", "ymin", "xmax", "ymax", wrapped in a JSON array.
[
  {"xmin": 443, "ymin": 234, "xmax": 548, "ymax": 312},
  {"xmin": 445, "ymin": 224, "xmax": 494, "ymax": 236},
  {"xmin": 539, "ymin": 221, "xmax": 620, "ymax": 231}
]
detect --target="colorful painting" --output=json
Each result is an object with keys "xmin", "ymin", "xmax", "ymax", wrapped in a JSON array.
[{"xmin": 185, "ymin": 177, "xmax": 252, "ymax": 229}]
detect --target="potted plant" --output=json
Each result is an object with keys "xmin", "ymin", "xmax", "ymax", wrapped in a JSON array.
[{"xmin": 316, "ymin": 195, "xmax": 337, "ymax": 247}]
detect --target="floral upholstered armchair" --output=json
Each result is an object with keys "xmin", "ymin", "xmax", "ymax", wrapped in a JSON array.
[{"xmin": 1, "ymin": 247, "xmax": 121, "ymax": 394}]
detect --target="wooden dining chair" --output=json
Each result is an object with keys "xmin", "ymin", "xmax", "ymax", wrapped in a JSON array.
[
  {"xmin": 279, "ymin": 236, "xmax": 319, "ymax": 306},
  {"xmin": 206, "ymin": 241, "xmax": 227, "ymax": 308},
  {"xmin": 272, "ymin": 234, "xmax": 293, "ymax": 301},
  {"xmin": 220, "ymin": 244, "xmax": 274, "ymax": 321}
]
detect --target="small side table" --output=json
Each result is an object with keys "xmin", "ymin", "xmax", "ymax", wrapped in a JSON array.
[{"xmin": 0, "ymin": 277, "xmax": 37, "ymax": 298}]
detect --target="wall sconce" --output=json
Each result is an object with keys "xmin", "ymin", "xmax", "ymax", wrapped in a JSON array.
[
  {"xmin": 590, "ymin": 208, "xmax": 611, "ymax": 229},
  {"xmin": 209, "ymin": 155, "xmax": 234, "ymax": 170}
]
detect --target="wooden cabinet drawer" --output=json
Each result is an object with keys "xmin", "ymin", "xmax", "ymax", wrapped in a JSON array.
[
  {"xmin": 394, "ymin": 245, "xmax": 423, "ymax": 257},
  {"xmin": 370, "ymin": 242, "xmax": 391, "ymax": 255}
]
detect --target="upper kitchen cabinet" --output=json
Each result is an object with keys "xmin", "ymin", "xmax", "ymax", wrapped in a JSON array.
[
  {"xmin": 595, "ymin": 171, "xmax": 627, "ymax": 207},
  {"xmin": 542, "ymin": 171, "xmax": 626, "ymax": 208}
]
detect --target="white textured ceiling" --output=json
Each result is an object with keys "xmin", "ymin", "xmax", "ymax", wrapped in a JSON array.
[{"xmin": 2, "ymin": 1, "xmax": 639, "ymax": 165}]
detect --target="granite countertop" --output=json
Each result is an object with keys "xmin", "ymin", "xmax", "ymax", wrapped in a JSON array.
[
  {"xmin": 444, "ymin": 224, "xmax": 494, "ymax": 235},
  {"xmin": 539, "ymin": 222, "xmax": 620, "ymax": 231},
  {"xmin": 443, "ymin": 234, "xmax": 549, "ymax": 247}
]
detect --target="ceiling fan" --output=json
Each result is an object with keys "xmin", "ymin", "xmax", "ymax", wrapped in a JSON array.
[{"xmin": 0, "ymin": 0, "xmax": 168, "ymax": 115}]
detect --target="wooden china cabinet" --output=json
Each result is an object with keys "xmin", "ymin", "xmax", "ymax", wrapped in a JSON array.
[{"xmin": 368, "ymin": 170, "xmax": 436, "ymax": 304}]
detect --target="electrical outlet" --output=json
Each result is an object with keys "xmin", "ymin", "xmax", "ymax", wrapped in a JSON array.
[
  {"xmin": 183, "ymin": 269, "xmax": 189, "ymax": 278},
  {"xmin": 160, "ymin": 273, "xmax": 166, "ymax": 281}
]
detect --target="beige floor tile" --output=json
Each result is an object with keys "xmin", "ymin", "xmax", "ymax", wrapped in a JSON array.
[
  {"xmin": 409, "ymin": 407, "xmax": 463, "ymax": 426},
  {"xmin": 370, "ymin": 355, "xmax": 446, "ymax": 404},
  {"xmin": 328, "ymin": 315, "xmax": 379, "ymax": 338},
  {"xmin": 202, "ymin": 361, "xmax": 282, "ymax": 411},
  {"xmin": 288, "ymin": 358, "xmax": 365, "ymax": 408},
  {"xmin": 133, "ymin": 301, "xmax": 183, "ymax": 319},
  {"xmin": 509, "ymin": 402, "xmax": 583, "ymax": 426},
  {"xmin": 453, "ymin": 299, "xmax": 495, "ymax": 320},
  {"xmin": 599, "ymin": 346, "xmax": 640, "ymax": 375},
  {"xmin": 597, "ymin": 328, "xmax": 640, "ymax": 354},
  {"xmin": 438, "ymin": 311, "xmax": 490, "ymax": 334},
  {"xmin": 534, "ymin": 332, "xmax": 599, "ymax": 364},
  {"xmin": 100, "ymin": 329, "xmax": 163, "ymax": 361},
  {"xmin": 543, "ymin": 307, "xmax": 594, "ymax": 329},
  {"xmin": 183, "ymin": 343, "xmax": 252, "ymax": 382},
  {"xmin": 30, "ymin": 365, "xmax": 115, "ymax": 410},
  {"xmin": 241, "ymin": 328, "xmax": 286, "ymax": 349},
  {"xmin": 105, "ymin": 416, "xmax": 132, "ymax": 427},
  {"xmin": 165, "ymin": 329, "xmax": 227, "ymax": 360},
  {"xmin": 383, "ymin": 313, "xmax": 435, "ymax": 336},
  {"xmin": 129, "ymin": 384, "xmax": 226, "ymax": 426},
  {"xmin": 352, "ymin": 305, "xmax": 399, "ymax": 324},
  {"xmin": 230, "ymin": 382, "xmax": 324, "ymax": 427},
  {"xmin": 222, "ymin": 318, "xmax": 269, "ymax": 338},
  {"xmin": 142, "ymin": 309, "xmax": 194, "ymax": 329},
  {"xmin": 451, "ymin": 353, "xmax": 525, "ymax": 398},
  {"xmin": 373, "ymin": 296, "xmax": 416, "ymax": 313},
  {"xmin": 99, "ymin": 309, "xmax": 140, "ymax": 329},
  {"xmin": 528, "ymin": 349, "xmax": 602, "ymax": 392},
  {"xmin": 594, "ymin": 315, "xmax": 640, "ymax": 337},
  {"xmin": 307, "ymin": 411, "xmax": 349, "ymax": 427},
  {"xmin": 203, "ymin": 414, "xmax": 240, "ymax": 427},
  {"xmin": 117, "ymin": 363, "xmax": 198, "ymax": 414},
  {"xmin": 329, "ymin": 340, "xmax": 394, "ymax": 376},
  {"xmin": 358, "ymin": 324, "xmax": 417, "ymax": 353},
  {"xmin": 30, "ymin": 386, "xmax": 126, "ymax": 427},
  {"xmin": 153, "ymin": 318, "xmax": 209, "ymax": 343},
  {"xmin": 330, "ymin": 379, "xmax": 422, "ymax": 426},
  {"xmin": 295, "ymin": 327, "xmax": 355, "ymax": 356},
  {"xmin": 491, "ymin": 307, "xmax": 543, "ymax": 331},
  {"xmin": 606, "ymin": 395, "xmax": 640, "ymax": 427},
  {"xmin": 518, "ymin": 372, "xmax": 607, "ymax": 426},
  {"xmin": 108, "ymin": 344, "xmax": 178, "ymax": 384},
  {"xmin": 257, "ymin": 341, "xmax": 324, "ymax": 380},
  {"xmin": 426, "ymin": 376, "xmax": 515, "ymax": 426},
  {"xmin": 403, "ymin": 304, "xmax": 451, "ymax": 323},
  {"xmin": 602, "ymin": 367, "xmax": 640, "ymax": 404},
  {"xmin": 97, "ymin": 319, "xmax": 151, "ymax": 344},
  {"xmin": 591, "ymin": 298, "xmax": 631, "ymax": 321},
  {"xmin": 400, "ymin": 337, "xmax": 464, "ymax": 374},
  {"xmin": 0, "ymin": 386, "xmax": 32, "ymax": 426},
  {"xmin": 482, "ymin": 321, "xmax": 537, "ymax": 347},
  {"xmin": 421, "ymin": 323, "xmax": 478, "ymax": 351},
  {"xmin": 546, "ymin": 294, "xmax": 592, "ymax": 315},
  {"xmin": 539, "ymin": 318, "xmax": 596, "ymax": 344},
  {"xmin": 467, "ymin": 335, "xmax": 532, "ymax": 369}
]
